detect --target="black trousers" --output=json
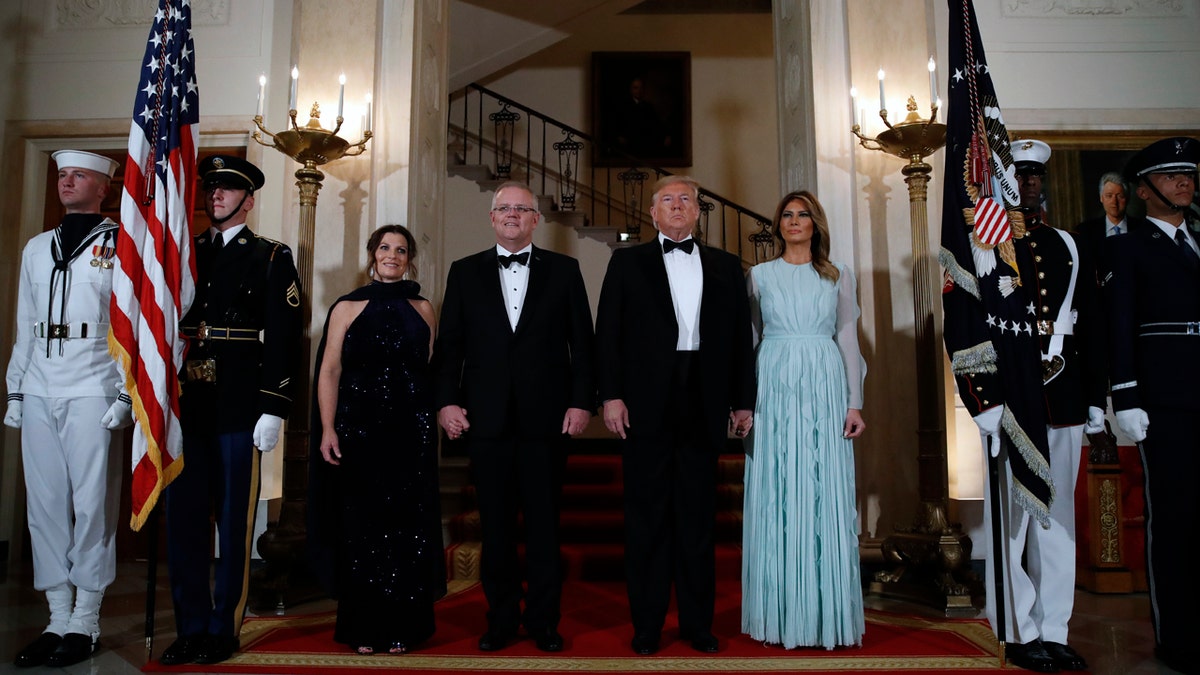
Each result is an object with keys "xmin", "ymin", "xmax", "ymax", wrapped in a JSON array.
[
  {"xmin": 622, "ymin": 352, "xmax": 719, "ymax": 638},
  {"xmin": 1139, "ymin": 405, "xmax": 1200, "ymax": 659},
  {"xmin": 469, "ymin": 434, "xmax": 566, "ymax": 635}
]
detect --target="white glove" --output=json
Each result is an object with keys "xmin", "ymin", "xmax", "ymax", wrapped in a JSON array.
[
  {"xmin": 253, "ymin": 413, "xmax": 284, "ymax": 452},
  {"xmin": 973, "ymin": 407, "xmax": 1003, "ymax": 457},
  {"xmin": 1115, "ymin": 408, "xmax": 1149, "ymax": 443},
  {"xmin": 1083, "ymin": 405, "xmax": 1106, "ymax": 435},
  {"xmin": 100, "ymin": 398, "xmax": 134, "ymax": 430},
  {"xmin": 3, "ymin": 401, "xmax": 21, "ymax": 429}
]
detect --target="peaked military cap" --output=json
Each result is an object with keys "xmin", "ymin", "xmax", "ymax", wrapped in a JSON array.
[
  {"xmin": 1011, "ymin": 139, "xmax": 1051, "ymax": 176},
  {"xmin": 199, "ymin": 155, "xmax": 265, "ymax": 193},
  {"xmin": 1125, "ymin": 136, "xmax": 1199, "ymax": 181}
]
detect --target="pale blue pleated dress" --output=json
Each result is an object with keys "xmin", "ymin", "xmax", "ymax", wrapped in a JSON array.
[{"xmin": 741, "ymin": 258, "xmax": 866, "ymax": 649}]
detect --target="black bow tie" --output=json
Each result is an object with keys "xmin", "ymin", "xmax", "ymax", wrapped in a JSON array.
[
  {"xmin": 498, "ymin": 251, "xmax": 530, "ymax": 268},
  {"xmin": 662, "ymin": 238, "xmax": 695, "ymax": 255}
]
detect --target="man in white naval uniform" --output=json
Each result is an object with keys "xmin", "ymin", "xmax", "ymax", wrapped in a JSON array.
[{"xmin": 4, "ymin": 149, "xmax": 134, "ymax": 668}]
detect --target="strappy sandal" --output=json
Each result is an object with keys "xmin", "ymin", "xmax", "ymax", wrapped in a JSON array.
[
  {"xmin": 356, "ymin": 645, "xmax": 375, "ymax": 655},
  {"xmin": 388, "ymin": 643, "xmax": 408, "ymax": 655}
]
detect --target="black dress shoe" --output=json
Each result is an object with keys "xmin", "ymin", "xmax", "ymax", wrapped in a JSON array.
[
  {"xmin": 477, "ymin": 630, "xmax": 514, "ymax": 652},
  {"xmin": 1006, "ymin": 640, "xmax": 1060, "ymax": 673},
  {"xmin": 630, "ymin": 631, "xmax": 660, "ymax": 655},
  {"xmin": 159, "ymin": 634, "xmax": 206, "ymax": 665},
  {"xmin": 13, "ymin": 632, "xmax": 62, "ymax": 668},
  {"xmin": 688, "ymin": 632, "xmax": 719, "ymax": 653},
  {"xmin": 533, "ymin": 629, "xmax": 564, "ymax": 652},
  {"xmin": 44, "ymin": 633, "xmax": 98, "ymax": 668},
  {"xmin": 1042, "ymin": 641, "xmax": 1087, "ymax": 671},
  {"xmin": 194, "ymin": 634, "xmax": 239, "ymax": 664}
]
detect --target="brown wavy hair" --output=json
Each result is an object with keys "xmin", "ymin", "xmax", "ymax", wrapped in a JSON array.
[
  {"xmin": 771, "ymin": 190, "xmax": 839, "ymax": 283},
  {"xmin": 366, "ymin": 224, "xmax": 418, "ymax": 280}
]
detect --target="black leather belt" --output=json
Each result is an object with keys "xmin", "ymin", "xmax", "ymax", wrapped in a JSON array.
[
  {"xmin": 181, "ymin": 322, "xmax": 260, "ymax": 341},
  {"xmin": 1139, "ymin": 321, "xmax": 1200, "ymax": 336}
]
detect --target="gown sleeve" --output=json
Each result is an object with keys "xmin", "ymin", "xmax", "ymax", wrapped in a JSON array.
[
  {"xmin": 747, "ymin": 265, "xmax": 763, "ymax": 351},
  {"xmin": 833, "ymin": 264, "xmax": 866, "ymax": 410}
]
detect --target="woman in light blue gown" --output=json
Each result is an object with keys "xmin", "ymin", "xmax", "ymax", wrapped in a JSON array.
[{"xmin": 742, "ymin": 190, "xmax": 867, "ymax": 649}]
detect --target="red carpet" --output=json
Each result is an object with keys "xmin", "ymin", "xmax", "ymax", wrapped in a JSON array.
[{"xmin": 144, "ymin": 579, "xmax": 1008, "ymax": 674}]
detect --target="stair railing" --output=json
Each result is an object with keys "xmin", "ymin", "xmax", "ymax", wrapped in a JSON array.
[{"xmin": 450, "ymin": 83, "xmax": 775, "ymax": 264}]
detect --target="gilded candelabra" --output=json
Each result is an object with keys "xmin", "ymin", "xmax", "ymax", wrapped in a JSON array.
[
  {"xmin": 248, "ymin": 102, "xmax": 372, "ymax": 611},
  {"xmin": 854, "ymin": 97, "xmax": 977, "ymax": 614}
]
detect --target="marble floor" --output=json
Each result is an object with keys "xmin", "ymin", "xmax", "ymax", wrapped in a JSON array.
[{"xmin": 0, "ymin": 559, "xmax": 1176, "ymax": 674}]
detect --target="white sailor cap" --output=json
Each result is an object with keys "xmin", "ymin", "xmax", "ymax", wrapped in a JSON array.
[{"xmin": 51, "ymin": 150, "xmax": 120, "ymax": 178}]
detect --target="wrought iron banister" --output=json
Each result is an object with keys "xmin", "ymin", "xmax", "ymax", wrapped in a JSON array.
[{"xmin": 450, "ymin": 82, "xmax": 776, "ymax": 264}]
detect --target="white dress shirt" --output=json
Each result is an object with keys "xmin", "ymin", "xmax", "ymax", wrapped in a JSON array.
[
  {"xmin": 211, "ymin": 223, "xmax": 247, "ymax": 246},
  {"xmin": 497, "ymin": 243, "xmax": 532, "ymax": 330},
  {"xmin": 659, "ymin": 234, "xmax": 703, "ymax": 351},
  {"xmin": 1105, "ymin": 217, "xmax": 1128, "ymax": 237}
]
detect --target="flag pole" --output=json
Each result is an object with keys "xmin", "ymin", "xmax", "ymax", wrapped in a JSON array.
[
  {"xmin": 144, "ymin": 506, "xmax": 161, "ymax": 664},
  {"xmin": 986, "ymin": 434, "xmax": 1007, "ymax": 667}
]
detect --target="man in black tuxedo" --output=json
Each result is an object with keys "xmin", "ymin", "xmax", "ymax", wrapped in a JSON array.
[
  {"xmin": 1077, "ymin": 172, "xmax": 1147, "ymax": 284},
  {"xmin": 1105, "ymin": 136, "xmax": 1200, "ymax": 674},
  {"xmin": 434, "ymin": 181, "xmax": 594, "ymax": 654},
  {"xmin": 595, "ymin": 175, "xmax": 755, "ymax": 655}
]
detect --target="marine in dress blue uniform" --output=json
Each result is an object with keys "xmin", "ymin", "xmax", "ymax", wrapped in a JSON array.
[
  {"xmin": 160, "ymin": 156, "xmax": 302, "ymax": 666},
  {"xmin": 1104, "ymin": 136, "xmax": 1200, "ymax": 674},
  {"xmin": 978, "ymin": 140, "xmax": 1104, "ymax": 673}
]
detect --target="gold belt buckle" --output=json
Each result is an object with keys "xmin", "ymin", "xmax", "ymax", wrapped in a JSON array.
[
  {"xmin": 1036, "ymin": 320, "xmax": 1053, "ymax": 336},
  {"xmin": 186, "ymin": 358, "xmax": 217, "ymax": 383},
  {"xmin": 196, "ymin": 322, "xmax": 212, "ymax": 341},
  {"xmin": 48, "ymin": 324, "xmax": 69, "ymax": 339}
]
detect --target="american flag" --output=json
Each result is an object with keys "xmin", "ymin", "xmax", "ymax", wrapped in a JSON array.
[
  {"xmin": 938, "ymin": 0, "xmax": 1052, "ymax": 526},
  {"xmin": 108, "ymin": 0, "xmax": 198, "ymax": 532}
]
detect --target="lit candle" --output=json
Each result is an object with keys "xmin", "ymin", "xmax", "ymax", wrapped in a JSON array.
[
  {"xmin": 364, "ymin": 92, "xmax": 372, "ymax": 132},
  {"xmin": 337, "ymin": 73, "xmax": 346, "ymax": 119},
  {"xmin": 289, "ymin": 66, "xmax": 298, "ymax": 112},
  {"xmin": 877, "ymin": 69, "xmax": 886, "ymax": 113},
  {"xmin": 256, "ymin": 74, "xmax": 266, "ymax": 117},
  {"xmin": 849, "ymin": 86, "xmax": 858, "ymax": 125},
  {"xmin": 928, "ymin": 57, "xmax": 937, "ymax": 106}
]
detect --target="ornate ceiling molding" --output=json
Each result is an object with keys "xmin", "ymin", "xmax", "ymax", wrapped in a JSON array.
[
  {"xmin": 54, "ymin": 0, "xmax": 229, "ymax": 29},
  {"xmin": 1001, "ymin": 0, "xmax": 1186, "ymax": 17}
]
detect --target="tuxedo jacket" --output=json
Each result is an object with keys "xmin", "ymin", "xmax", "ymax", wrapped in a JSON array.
[
  {"xmin": 1106, "ymin": 224, "xmax": 1200, "ymax": 412},
  {"xmin": 594, "ymin": 240, "xmax": 756, "ymax": 447},
  {"xmin": 432, "ymin": 246, "xmax": 595, "ymax": 439}
]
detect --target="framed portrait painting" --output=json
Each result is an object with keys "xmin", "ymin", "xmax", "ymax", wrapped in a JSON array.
[{"xmin": 591, "ymin": 51, "xmax": 692, "ymax": 168}]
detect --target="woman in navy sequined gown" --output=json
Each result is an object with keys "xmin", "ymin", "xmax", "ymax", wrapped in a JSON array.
[{"xmin": 314, "ymin": 225, "xmax": 445, "ymax": 654}]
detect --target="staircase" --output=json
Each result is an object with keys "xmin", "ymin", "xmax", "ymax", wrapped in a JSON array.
[
  {"xmin": 443, "ymin": 446, "xmax": 747, "ymax": 583},
  {"xmin": 447, "ymin": 83, "xmax": 776, "ymax": 264}
]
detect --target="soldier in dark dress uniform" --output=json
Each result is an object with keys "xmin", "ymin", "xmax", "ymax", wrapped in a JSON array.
[
  {"xmin": 1105, "ymin": 136, "xmax": 1200, "ymax": 674},
  {"xmin": 159, "ymin": 155, "xmax": 302, "ymax": 666}
]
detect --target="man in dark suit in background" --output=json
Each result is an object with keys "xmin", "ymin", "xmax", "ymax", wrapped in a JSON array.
[
  {"xmin": 1077, "ymin": 172, "xmax": 1147, "ymax": 284},
  {"xmin": 434, "ymin": 181, "xmax": 595, "ymax": 654},
  {"xmin": 595, "ymin": 175, "xmax": 755, "ymax": 656},
  {"xmin": 1105, "ymin": 136, "xmax": 1200, "ymax": 674},
  {"xmin": 161, "ymin": 156, "xmax": 303, "ymax": 666}
]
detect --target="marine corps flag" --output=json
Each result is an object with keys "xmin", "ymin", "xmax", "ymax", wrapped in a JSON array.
[{"xmin": 938, "ymin": 0, "xmax": 1052, "ymax": 526}]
